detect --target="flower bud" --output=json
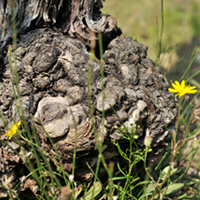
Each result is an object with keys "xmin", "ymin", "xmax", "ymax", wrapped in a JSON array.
[
  {"xmin": 144, "ymin": 136, "xmax": 151, "ymax": 147},
  {"xmin": 68, "ymin": 174, "xmax": 74, "ymax": 183},
  {"xmin": 193, "ymin": 136, "xmax": 199, "ymax": 149},
  {"xmin": 185, "ymin": 95, "xmax": 189, "ymax": 101},
  {"xmin": 144, "ymin": 129, "xmax": 151, "ymax": 147},
  {"xmin": 134, "ymin": 135, "xmax": 139, "ymax": 139},
  {"xmin": 112, "ymin": 196, "xmax": 118, "ymax": 200}
]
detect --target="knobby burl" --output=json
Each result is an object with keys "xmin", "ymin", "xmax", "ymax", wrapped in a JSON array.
[{"xmin": 0, "ymin": 28, "xmax": 177, "ymax": 177}]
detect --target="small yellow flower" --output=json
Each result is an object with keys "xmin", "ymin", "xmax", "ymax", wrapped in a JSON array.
[
  {"xmin": 134, "ymin": 135, "xmax": 139, "ymax": 139},
  {"xmin": 168, "ymin": 80, "xmax": 198, "ymax": 97},
  {"xmin": 4, "ymin": 121, "xmax": 22, "ymax": 140}
]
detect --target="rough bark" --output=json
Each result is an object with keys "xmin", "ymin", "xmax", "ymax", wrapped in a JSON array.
[
  {"xmin": 0, "ymin": 0, "xmax": 121, "ymax": 44},
  {"xmin": 0, "ymin": 0, "xmax": 177, "ymax": 198}
]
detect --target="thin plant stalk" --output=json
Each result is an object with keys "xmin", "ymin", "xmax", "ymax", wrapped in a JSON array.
[
  {"xmin": 156, "ymin": 0, "xmax": 164, "ymax": 61},
  {"xmin": 181, "ymin": 48, "xmax": 200, "ymax": 82},
  {"xmin": 70, "ymin": 108, "xmax": 78, "ymax": 199}
]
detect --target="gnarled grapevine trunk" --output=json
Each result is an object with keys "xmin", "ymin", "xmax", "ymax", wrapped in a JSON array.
[
  {"xmin": 0, "ymin": 0, "xmax": 121, "ymax": 45},
  {"xmin": 0, "ymin": 0, "xmax": 177, "ymax": 198}
]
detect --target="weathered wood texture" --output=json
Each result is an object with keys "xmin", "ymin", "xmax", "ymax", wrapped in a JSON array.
[
  {"xmin": 0, "ymin": 0, "xmax": 121, "ymax": 44},
  {"xmin": 0, "ymin": 0, "xmax": 177, "ymax": 198}
]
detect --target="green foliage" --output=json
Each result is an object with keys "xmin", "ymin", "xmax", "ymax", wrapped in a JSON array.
[{"xmin": 80, "ymin": 182, "xmax": 102, "ymax": 200}]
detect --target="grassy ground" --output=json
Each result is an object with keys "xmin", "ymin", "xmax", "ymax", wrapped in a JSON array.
[{"xmin": 103, "ymin": 0, "xmax": 200, "ymax": 80}]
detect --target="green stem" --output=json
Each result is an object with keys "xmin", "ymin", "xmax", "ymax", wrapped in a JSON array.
[
  {"xmin": 70, "ymin": 108, "xmax": 77, "ymax": 198},
  {"xmin": 157, "ymin": 0, "xmax": 164, "ymax": 60}
]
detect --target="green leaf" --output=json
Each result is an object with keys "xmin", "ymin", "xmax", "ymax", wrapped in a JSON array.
[
  {"xmin": 117, "ymin": 162, "xmax": 126, "ymax": 176},
  {"xmin": 80, "ymin": 182, "xmax": 102, "ymax": 200},
  {"xmin": 139, "ymin": 183, "xmax": 184, "ymax": 200},
  {"xmin": 114, "ymin": 143, "xmax": 128, "ymax": 160},
  {"xmin": 133, "ymin": 181, "xmax": 151, "ymax": 189},
  {"xmin": 138, "ymin": 182, "xmax": 156, "ymax": 200},
  {"xmin": 112, "ymin": 176, "xmax": 127, "ymax": 181},
  {"xmin": 160, "ymin": 166, "xmax": 178, "ymax": 180},
  {"xmin": 146, "ymin": 182, "xmax": 157, "ymax": 193},
  {"xmin": 163, "ymin": 183, "xmax": 184, "ymax": 195}
]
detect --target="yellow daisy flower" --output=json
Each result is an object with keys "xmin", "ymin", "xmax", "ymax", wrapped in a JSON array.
[
  {"xmin": 168, "ymin": 80, "xmax": 198, "ymax": 97},
  {"xmin": 4, "ymin": 121, "xmax": 22, "ymax": 140}
]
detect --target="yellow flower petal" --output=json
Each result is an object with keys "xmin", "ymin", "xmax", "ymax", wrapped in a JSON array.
[
  {"xmin": 188, "ymin": 86, "xmax": 196, "ymax": 90},
  {"xmin": 172, "ymin": 82, "xmax": 179, "ymax": 89},
  {"xmin": 168, "ymin": 88, "xmax": 178, "ymax": 93},
  {"xmin": 181, "ymin": 80, "xmax": 185, "ymax": 88},
  {"xmin": 17, "ymin": 121, "xmax": 22, "ymax": 126},
  {"xmin": 190, "ymin": 90, "xmax": 198, "ymax": 94},
  {"xmin": 4, "ymin": 120, "xmax": 22, "ymax": 140},
  {"xmin": 168, "ymin": 80, "xmax": 198, "ymax": 97}
]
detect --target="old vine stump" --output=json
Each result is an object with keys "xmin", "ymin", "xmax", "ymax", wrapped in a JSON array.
[{"xmin": 0, "ymin": 0, "xmax": 177, "ymax": 198}]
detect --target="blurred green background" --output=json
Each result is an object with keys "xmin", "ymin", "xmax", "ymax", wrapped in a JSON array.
[{"xmin": 103, "ymin": 0, "xmax": 200, "ymax": 81}]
